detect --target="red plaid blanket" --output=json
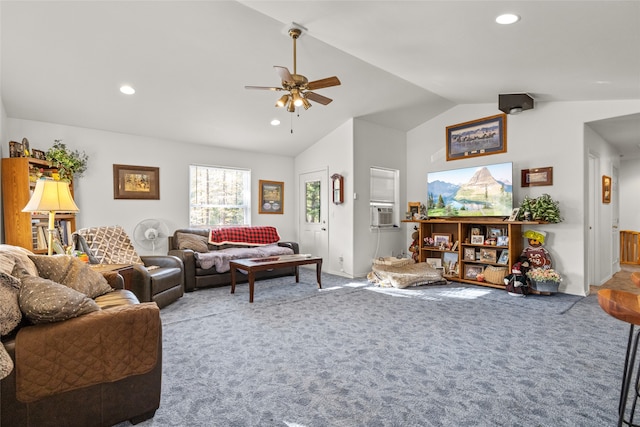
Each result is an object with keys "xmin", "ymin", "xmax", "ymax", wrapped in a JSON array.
[{"xmin": 208, "ymin": 226, "xmax": 280, "ymax": 246}]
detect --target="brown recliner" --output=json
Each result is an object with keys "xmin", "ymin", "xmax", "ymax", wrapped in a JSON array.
[
  {"xmin": 1, "ymin": 266, "xmax": 162, "ymax": 427},
  {"xmin": 74, "ymin": 225, "xmax": 184, "ymax": 308}
]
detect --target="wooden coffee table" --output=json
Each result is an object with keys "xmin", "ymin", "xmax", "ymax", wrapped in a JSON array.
[{"xmin": 230, "ymin": 255, "xmax": 322, "ymax": 303}]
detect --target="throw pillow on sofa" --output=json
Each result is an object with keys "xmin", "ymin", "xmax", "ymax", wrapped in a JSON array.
[
  {"xmin": 0, "ymin": 272, "xmax": 22, "ymax": 336},
  {"xmin": 19, "ymin": 276, "xmax": 99, "ymax": 324},
  {"xmin": 29, "ymin": 255, "xmax": 112, "ymax": 298},
  {"xmin": 176, "ymin": 232, "xmax": 209, "ymax": 253}
]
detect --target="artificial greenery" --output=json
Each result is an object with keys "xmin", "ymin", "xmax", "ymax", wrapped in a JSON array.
[
  {"xmin": 45, "ymin": 140, "xmax": 88, "ymax": 181},
  {"xmin": 517, "ymin": 193, "xmax": 562, "ymax": 223}
]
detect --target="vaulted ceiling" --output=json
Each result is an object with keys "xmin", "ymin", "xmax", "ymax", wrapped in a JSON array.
[{"xmin": 2, "ymin": 1, "xmax": 639, "ymax": 157}]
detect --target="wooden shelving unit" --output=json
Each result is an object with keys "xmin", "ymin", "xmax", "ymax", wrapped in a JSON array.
[
  {"xmin": 2, "ymin": 157, "xmax": 76, "ymax": 253},
  {"xmin": 405, "ymin": 218, "xmax": 539, "ymax": 289}
]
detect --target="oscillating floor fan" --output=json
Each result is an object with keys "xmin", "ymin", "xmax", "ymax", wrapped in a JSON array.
[{"xmin": 133, "ymin": 219, "xmax": 170, "ymax": 254}]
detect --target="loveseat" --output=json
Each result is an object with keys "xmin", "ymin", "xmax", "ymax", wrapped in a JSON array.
[
  {"xmin": 0, "ymin": 245, "xmax": 162, "ymax": 427},
  {"xmin": 168, "ymin": 227, "xmax": 299, "ymax": 292}
]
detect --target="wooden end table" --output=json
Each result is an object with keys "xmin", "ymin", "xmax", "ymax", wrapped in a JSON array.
[{"xmin": 230, "ymin": 255, "xmax": 322, "ymax": 303}]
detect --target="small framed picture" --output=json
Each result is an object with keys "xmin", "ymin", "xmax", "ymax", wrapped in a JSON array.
[
  {"xmin": 32, "ymin": 149, "xmax": 46, "ymax": 160},
  {"xmin": 471, "ymin": 227, "xmax": 483, "ymax": 236},
  {"xmin": 432, "ymin": 233, "xmax": 452, "ymax": 248},
  {"xmin": 470, "ymin": 235, "xmax": 485, "ymax": 245},
  {"xmin": 426, "ymin": 258, "xmax": 442, "ymax": 269},
  {"xmin": 498, "ymin": 250, "xmax": 509, "ymax": 265},
  {"xmin": 488, "ymin": 227, "xmax": 503, "ymax": 238},
  {"xmin": 463, "ymin": 247, "xmax": 476, "ymax": 261},
  {"xmin": 479, "ymin": 248, "xmax": 497, "ymax": 263},
  {"xmin": 464, "ymin": 264, "xmax": 484, "ymax": 280},
  {"xmin": 508, "ymin": 208, "xmax": 520, "ymax": 222},
  {"xmin": 497, "ymin": 236, "xmax": 509, "ymax": 247},
  {"xmin": 9, "ymin": 141, "xmax": 23, "ymax": 158}
]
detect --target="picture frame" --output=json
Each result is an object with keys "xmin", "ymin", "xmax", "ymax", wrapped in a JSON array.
[
  {"xmin": 259, "ymin": 180, "xmax": 284, "ymax": 214},
  {"xmin": 508, "ymin": 208, "xmax": 520, "ymax": 222},
  {"xmin": 487, "ymin": 227, "xmax": 503, "ymax": 238},
  {"xmin": 464, "ymin": 264, "xmax": 484, "ymax": 280},
  {"xmin": 602, "ymin": 175, "xmax": 611, "ymax": 204},
  {"xmin": 446, "ymin": 113, "xmax": 507, "ymax": 161},
  {"xmin": 32, "ymin": 149, "xmax": 46, "ymax": 160},
  {"xmin": 432, "ymin": 233, "xmax": 452, "ymax": 248},
  {"xmin": 497, "ymin": 236, "xmax": 509, "ymax": 247},
  {"xmin": 470, "ymin": 235, "xmax": 485, "ymax": 245},
  {"xmin": 408, "ymin": 202, "xmax": 421, "ymax": 218},
  {"xmin": 521, "ymin": 167, "xmax": 553, "ymax": 187},
  {"xmin": 442, "ymin": 252, "xmax": 459, "ymax": 275},
  {"xmin": 9, "ymin": 140, "xmax": 23, "ymax": 158},
  {"xmin": 426, "ymin": 257, "xmax": 442, "ymax": 269},
  {"xmin": 479, "ymin": 248, "xmax": 497, "ymax": 263},
  {"xmin": 463, "ymin": 247, "xmax": 476, "ymax": 261},
  {"xmin": 497, "ymin": 250, "xmax": 509, "ymax": 265},
  {"xmin": 113, "ymin": 164, "xmax": 160, "ymax": 200}
]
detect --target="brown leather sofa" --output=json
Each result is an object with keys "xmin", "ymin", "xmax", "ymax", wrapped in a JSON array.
[
  {"xmin": 168, "ymin": 227, "xmax": 299, "ymax": 292},
  {"xmin": 1, "ymin": 255, "xmax": 162, "ymax": 427}
]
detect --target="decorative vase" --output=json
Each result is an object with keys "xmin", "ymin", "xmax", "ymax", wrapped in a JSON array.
[{"xmin": 532, "ymin": 280, "xmax": 559, "ymax": 293}]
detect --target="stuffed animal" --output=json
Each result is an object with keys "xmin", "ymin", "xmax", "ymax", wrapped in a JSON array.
[
  {"xmin": 521, "ymin": 230, "xmax": 552, "ymax": 269},
  {"xmin": 408, "ymin": 230, "xmax": 420, "ymax": 262},
  {"xmin": 504, "ymin": 256, "xmax": 531, "ymax": 296}
]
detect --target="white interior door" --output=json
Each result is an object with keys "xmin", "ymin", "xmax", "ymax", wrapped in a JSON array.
[{"xmin": 299, "ymin": 169, "xmax": 328, "ymax": 260}]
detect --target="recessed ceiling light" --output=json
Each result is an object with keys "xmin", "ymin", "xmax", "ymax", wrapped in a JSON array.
[
  {"xmin": 496, "ymin": 14, "xmax": 520, "ymax": 25},
  {"xmin": 120, "ymin": 85, "xmax": 135, "ymax": 95},
  {"xmin": 270, "ymin": 119, "xmax": 281, "ymax": 126}
]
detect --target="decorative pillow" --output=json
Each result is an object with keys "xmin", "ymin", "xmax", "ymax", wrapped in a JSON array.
[
  {"xmin": 208, "ymin": 226, "xmax": 281, "ymax": 246},
  {"xmin": 0, "ymin": 244, "xmax": 38, "ymax": 277},
  {"xmin": 19, "ymin": 276, "xmax": 99, "ymax": 324},
  {"xmin": 28, "ymin": 255, "xmax": 112, "ymax": 298},
  {"xmin": 0, "ymin": 272, "xmax": 22, "ymax": 336},
  {"xmin": 176, "ymin": 232, "xmax": 209, "ymax": 253},
  {"xmin": 0, "ymin": 344, "xmax": 13, "ymax": 380},
  {"xmin": 74, "ymin": 226, "xmax": 144, "ymax": 265},
  {"xmin": 0, "ymin": 253, "xmax": 16, "ymax": 275}
]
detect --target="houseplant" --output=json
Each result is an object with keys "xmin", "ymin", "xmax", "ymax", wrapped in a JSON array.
[
  {"xmin": 45, "ymin": 140, "xmax": 88, "ymax": 181},
  {"xmin": 517, "ymin": 194, "xmax": 562, "ymax": 223},
  {"xmin": 526, "ymin": 267, "xmax": 561, "ymax": 293}
]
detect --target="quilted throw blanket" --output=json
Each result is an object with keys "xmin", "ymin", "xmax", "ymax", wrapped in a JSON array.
[
  {"xmin": 195, "ymin": 244, "xmax": 294, "ymax": 272},
  {"xmin": 15, "ymin": 303, "xmax": 160, "ymax": 403},
  {"xmin": 209, "ymin": 226, "xmax": 280, "ymax": 246}
]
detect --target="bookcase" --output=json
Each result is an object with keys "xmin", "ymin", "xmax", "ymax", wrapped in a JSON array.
[
  {"xmin": 2, "ymin": 157, "xmax": 76, "ymax": 254},
  {"xmin": 405, "ymin": 218, "xmax": 536, "ymax": 289}
]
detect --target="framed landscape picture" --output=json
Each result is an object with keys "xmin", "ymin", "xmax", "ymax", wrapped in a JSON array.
[
  {"xmin": 446, "ymin": 114, "xmax": 507, "ymax": 161},
  {"xmin": 113, "ymin": 164, "xmax": 160, "ymax": 200}
]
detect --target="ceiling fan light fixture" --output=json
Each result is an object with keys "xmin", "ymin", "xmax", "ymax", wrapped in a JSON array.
[
  {"xmin": 287, "ymin": 101, "xmax": 296, "ymax": 113},
  {"xmin": 291, "ymin": 90, "xmax": 303, "ymax": 107},
  {"xmin": 276, "ymin": 94, "xmax": 290, "ymax": 107},
  {"xmin": 301, "ymin": 97, "xmax": 312, "ymax": 110}
]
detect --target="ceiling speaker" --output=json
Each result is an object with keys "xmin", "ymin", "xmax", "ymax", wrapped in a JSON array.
[{"xmin": 499, "ymin": 93, "xmax": 534, "ymax": 115}]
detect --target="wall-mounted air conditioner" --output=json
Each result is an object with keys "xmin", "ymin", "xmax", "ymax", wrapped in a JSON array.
[{"xmin": 371, "ymin": 206, "xmax": 394, "ymax": 227}]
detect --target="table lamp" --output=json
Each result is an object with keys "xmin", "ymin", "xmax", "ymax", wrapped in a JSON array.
[{"xmin": 23, "ymin": 179, "xmax": 79, "ymax": 255}]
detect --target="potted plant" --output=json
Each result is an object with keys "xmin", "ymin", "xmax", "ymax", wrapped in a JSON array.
[
  {"xmin": 45, "ymin": 140, "xmax": 88, "ymax": 181},
  {"xmin": 517, "ymin": 194, "xmax": 562, "ymax": 223},
  {"xmin": 526, "ymin": 267, "xmax": 561, "ymax": 293}
]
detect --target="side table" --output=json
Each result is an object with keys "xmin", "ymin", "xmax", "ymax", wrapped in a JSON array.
[{"xmin": 90, "ymin": 264, "xmax": 135, "ymax": 290}]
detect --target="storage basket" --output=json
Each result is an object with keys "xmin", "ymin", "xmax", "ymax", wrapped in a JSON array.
[{"xmin": 484, "ymin": 266, "xmax": 508, "ymax": 284}]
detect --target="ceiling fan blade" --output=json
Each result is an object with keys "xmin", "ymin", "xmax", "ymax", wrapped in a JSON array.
[
  {"xmin": 307, "ymin": 76, "xmax": 341, "ymax": 90},
  {"xmin": 274, "ymin": 66, "xmax": 294, "ymax": 83},
  {"xmin": 245, "ymin": 85, "xmax": 284, "ymax": 91},
  {"xmin": 305, "ymin": 91, "xmax": 333, "ymax": 105}
]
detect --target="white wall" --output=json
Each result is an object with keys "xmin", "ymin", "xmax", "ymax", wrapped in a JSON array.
[
  {"xmin": 353, "ymin": 119, "xmax": 407, "ymax": 276},
  {"xmin": 620, "ymin": 158, "xmax": 640, "ymax": 232},
  {"xmin": 295, "ymin": 120, "xmax": 354, "ymax": 276},
  {"xmin": 407, "ymin": 100, "xmax": 640, "ymax": 296},
  {"xmin": 6, "ymin": 118, "xmax": 296, "ymax": 255}
]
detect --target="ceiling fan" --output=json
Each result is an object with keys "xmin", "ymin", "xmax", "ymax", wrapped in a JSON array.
[{"xmin": 245, "ymin": 26, "xmax": 341, "ymax": 112}]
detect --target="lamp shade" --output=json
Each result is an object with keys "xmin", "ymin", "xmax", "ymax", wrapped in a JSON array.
[{"xmin": 23, "ymin": 180, "xmax": 79, "ymax": 213}]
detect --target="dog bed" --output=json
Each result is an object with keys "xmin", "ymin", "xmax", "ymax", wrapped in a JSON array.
[{"xmin": 368, "ymin": 259, "xmax": 446, "ymax": 289}]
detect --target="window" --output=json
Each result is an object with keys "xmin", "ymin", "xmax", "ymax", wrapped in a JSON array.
[
  {"xmin": 305, "ymin": 180, "xmax": 321, "ymax": 223},
  {"xmin": 189, "ymin": 165, "xmax": 251, "ymax": 226},
  {"xmin": 370, "ymin": 167, "xmax": 399, "ymax": 227}
]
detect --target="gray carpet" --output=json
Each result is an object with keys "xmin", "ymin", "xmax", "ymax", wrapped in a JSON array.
[{"xmin": 119, "ymin": 270, "xmax": 626, "ymax": 426}]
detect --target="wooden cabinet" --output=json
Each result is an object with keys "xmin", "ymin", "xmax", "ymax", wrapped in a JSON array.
[
  {"xmin": 2, "ymin": 157, "xmax": 76, "ymax": 253},
  {"xmin": 406, "ymin": 218, "xmax": 535, "ymax": 289}
]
